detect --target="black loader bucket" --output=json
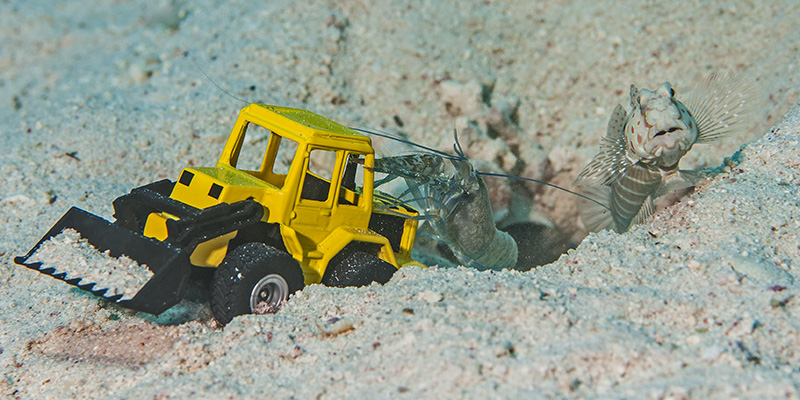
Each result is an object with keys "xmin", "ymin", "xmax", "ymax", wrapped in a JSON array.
[{"xmin": 15, "ymin": 207, "xmax": 192, "ymax": 315}]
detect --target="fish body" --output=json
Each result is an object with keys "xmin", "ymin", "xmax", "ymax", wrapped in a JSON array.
[{"xmin": 576, "ymin": 74, "xmax": 755, "ymax": 233}]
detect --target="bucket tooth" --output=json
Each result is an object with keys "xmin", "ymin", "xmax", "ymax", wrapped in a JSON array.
[{"xmin": 63, "ymin": 276, "xmax": 82, "ymax": 286}]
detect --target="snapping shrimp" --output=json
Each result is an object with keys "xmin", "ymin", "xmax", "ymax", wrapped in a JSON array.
[{"xmin": 365, "ymin": 133, "xmax": 518, "ymax": 270}]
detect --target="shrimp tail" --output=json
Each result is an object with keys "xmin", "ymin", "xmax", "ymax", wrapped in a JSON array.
[{"xmin": 442, "ymin": 163, "xmax": 517, "ymax": 270}]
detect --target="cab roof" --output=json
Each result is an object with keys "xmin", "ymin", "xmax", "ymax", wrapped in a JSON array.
[{"xmin": 241, "ymin": 104, "xmax": 371, "ymax": 149}]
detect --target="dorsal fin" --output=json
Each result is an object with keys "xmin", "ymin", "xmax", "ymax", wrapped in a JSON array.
[{"xmin": 574, "ymin": 104, "xmax": 633, "ymax": 187}]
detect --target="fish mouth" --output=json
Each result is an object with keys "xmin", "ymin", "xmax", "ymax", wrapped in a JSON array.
[{"xmin": 653, "ymin": 126, "xmax": 681, "ymax": 137}]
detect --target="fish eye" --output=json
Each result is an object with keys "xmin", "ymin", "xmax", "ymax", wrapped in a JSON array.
[{"xmin": 670, "ymin": 88, "xmax": 676, "ymax": 97}]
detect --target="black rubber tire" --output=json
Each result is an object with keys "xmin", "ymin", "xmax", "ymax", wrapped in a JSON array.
[
  {"xmin": 211, "ymin": 242, "xmax": 304, "ymax": 325},
  {"xmin": 321, "ymin": 250, "xmax": 397, "ymax": 288}
]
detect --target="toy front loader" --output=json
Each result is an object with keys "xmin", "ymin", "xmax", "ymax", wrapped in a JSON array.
[{"xmin": 16, "ymin": 104, "xmax": 421, "ymax": 323}]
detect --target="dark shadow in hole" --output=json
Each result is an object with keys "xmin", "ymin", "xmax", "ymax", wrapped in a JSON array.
[{"xmin": 502, "ymin": 222, "xmax": 572, "ymax": 271}]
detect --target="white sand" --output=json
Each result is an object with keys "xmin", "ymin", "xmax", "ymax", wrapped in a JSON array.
[{"xmin": 1, "ymin": 0, "xmax": 799, "ymax": 398}]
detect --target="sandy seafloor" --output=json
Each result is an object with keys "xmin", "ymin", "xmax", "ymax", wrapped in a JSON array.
[{"xmin": 1, "ymin": 0, "xmax": 800, "ymax": 398}]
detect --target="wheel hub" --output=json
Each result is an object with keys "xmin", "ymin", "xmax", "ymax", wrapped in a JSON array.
[{"xmin": 250, "ymin": 274, "xmax": 289, "ymax": 313}]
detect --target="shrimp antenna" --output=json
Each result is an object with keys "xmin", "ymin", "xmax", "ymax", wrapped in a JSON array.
[
  {"xmin": 351, "ymin": 127, "xmax": 461, "ymax": 161},
  {"xmin": 477, "ymin": 172, "xmax": 612, "ymax": 213},
  {"xmin": 181, "ymin": 43, "xmax": 249, "ymax": 105}
]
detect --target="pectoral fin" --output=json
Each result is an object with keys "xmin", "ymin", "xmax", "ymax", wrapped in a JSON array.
[
  {"xmin": 653, "ymin": 169, "xmax": 712, "ymax": 198},
  {"xmin": 685, "ymin": 73, "xmax": 758, "ymax": 143}
]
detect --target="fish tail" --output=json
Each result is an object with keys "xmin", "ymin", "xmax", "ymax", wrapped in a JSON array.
[{"xmin": 577, "ymin": 184, "xmax": 617, "ymax": 232}]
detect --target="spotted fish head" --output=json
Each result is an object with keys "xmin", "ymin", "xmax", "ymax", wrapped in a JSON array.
[{"xmin": 625, "ymin": 82, "xmax": 699, "ymax": 168}]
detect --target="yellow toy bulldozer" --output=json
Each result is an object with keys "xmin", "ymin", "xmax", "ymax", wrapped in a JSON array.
[{"xmin": 16, "ymin": 104, "xmax": 421, "ymax": 324}]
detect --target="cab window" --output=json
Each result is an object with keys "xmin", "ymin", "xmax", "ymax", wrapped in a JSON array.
[{"xmin": 300, "ymin": 149, "xmax": 336, "ymax": 202}]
